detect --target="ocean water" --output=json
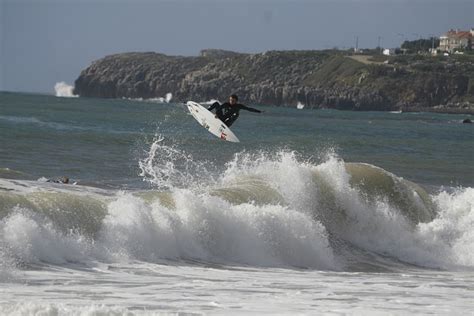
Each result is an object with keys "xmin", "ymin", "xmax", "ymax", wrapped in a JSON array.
[{"xmin": 0, "ymin": 92, "xmax": 473, "ymax": 315}]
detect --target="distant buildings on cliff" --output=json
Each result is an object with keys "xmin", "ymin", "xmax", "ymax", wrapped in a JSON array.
[
  {"xmin": 439, "ymin": 29, "xmax": 474, "ymax": 53},
  {"xmin": 352, "ymin": 28, "xmax": 473, "ymax": 56}
]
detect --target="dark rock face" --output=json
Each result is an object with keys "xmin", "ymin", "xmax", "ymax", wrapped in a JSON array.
[{"xmin": 73, "ymin": 50, "xmax": 474, "ymax": 112}]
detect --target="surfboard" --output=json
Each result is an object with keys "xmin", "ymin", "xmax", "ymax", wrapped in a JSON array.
[{"xmin": 186, "ymin": 101, "xmax": 240, "ymax": 143}]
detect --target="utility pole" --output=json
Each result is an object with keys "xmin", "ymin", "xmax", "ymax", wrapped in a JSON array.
[
  {"xmin": 430, "ymin": 34, "xmax": 435, "ymax": 50},
  {"xmin": 377, "ymin": 36, "xmax": 382, "ymax": 54},
  {"xmin": 355, "ymin": 36, "xmax": 359, "ymax": 53},
  {"xmin": 428, "ymin": 34, "xmax": 438, "ymax": 56}
]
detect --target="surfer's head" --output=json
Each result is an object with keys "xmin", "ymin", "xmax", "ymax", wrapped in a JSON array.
[{"xmin": 229, "ymin": 94, "xmax": 238, "ymax": 105}]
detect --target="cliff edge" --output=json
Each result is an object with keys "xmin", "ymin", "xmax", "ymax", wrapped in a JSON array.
[{"xmin": 74, "ymin": 49, "xmax": 474, "ymax": 112}]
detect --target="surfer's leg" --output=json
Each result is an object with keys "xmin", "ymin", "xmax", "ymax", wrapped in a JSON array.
[
  {"xmin": 215, "ymin": 104, "xmax": 224, "ymax": 119},
  {"xmin": 224, "ymin": 117, "xmax": 236, "ymax": 127},
  {"xmin": 226, "ymin": 113, "xmax": 239, "ymax": 127}
]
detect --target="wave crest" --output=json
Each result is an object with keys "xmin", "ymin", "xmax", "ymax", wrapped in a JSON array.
[
  {"xmin": 54, "ymin": 82, "xmax": 78, "ymax": 98},
  {"xmin": 0, "ymin": 147, "xmax": 472, "ymax": 271}
]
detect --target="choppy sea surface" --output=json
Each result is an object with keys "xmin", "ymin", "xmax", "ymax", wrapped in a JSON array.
[{"xmin": 0, "ymin": 92, "xmax": 473, "ymax": 315}]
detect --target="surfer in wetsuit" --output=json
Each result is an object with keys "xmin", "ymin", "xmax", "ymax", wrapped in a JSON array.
[
  {"xmin": 46, "ymin": 176, "xmax": 70, "ymax": 184},
  {"xmin": 207, "ymin": 94, "xmax": 262, "ymax": 127}
]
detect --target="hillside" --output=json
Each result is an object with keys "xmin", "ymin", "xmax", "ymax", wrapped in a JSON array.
[{"xmin": 74, "ymin": 49, "xmax": 474, "ymax": 112}]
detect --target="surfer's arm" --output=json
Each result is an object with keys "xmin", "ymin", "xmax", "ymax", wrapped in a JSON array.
[{"xmin": 239, "ymin": 104, "xmax": 262, "ymax": 113}]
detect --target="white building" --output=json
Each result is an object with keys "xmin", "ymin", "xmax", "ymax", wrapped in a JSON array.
[{"xmin": 439, "ymin": 29, "xmax": 474, "ymax": 52}]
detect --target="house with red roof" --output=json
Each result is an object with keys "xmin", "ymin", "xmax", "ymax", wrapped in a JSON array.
[{"xmin": 439, "ymin": 29, "xmax": 473, "ymax": 52}]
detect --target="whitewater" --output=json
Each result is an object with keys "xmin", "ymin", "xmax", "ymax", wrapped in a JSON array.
[{"xmin": 0, "ymin": 92, "xmax": 473, "ymax": 314}]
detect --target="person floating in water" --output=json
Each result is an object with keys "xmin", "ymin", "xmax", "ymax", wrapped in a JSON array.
[
  {"xmin": 207, "ymin": 94, "xmax": 262, "ymax": 127},
  {"xmin": 47, "ymin": 176, "xmax": 70, "ymax": 184}
]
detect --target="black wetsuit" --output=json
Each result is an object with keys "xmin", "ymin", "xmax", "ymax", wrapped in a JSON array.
[{"xmin": 208, "ymin": 102, "xmax": 261, "ymax": 127}]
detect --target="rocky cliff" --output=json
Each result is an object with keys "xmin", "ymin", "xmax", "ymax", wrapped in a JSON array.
[{"xmin": 74, "ymin": 49, "xmax": 474, "ymax": 112}]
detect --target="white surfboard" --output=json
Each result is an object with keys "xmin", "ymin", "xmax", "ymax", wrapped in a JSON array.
[{"xmin": 186, "ymin": 101, "xmax": 240, "ymax": 143}]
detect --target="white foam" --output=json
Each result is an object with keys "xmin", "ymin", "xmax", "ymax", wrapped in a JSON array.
[
  {"xmin": 222, "ymin": 150, "xmax": 319, "ymax": 213},
  {"xmin": 314, "ymin": 157, "xmax": 474, "ymax": 269},
  {"xmin": 137, "ymin": 142, "xmax": 474, "ymax": 270},
  {"xmin": 0, "ymin": 303, "xmax": 138, "ymax": 316},
  {"xmin": 1, "ymin": 143, "xmax": 472, "ymax": 271},
  {"xmin": 165, "ymin": 92, "xmax": 173, "ymax": 103},
  {"xmin": 138, "ymin": 134, "xmax": 212, "ymax": 189},
  {"xmin": 0, "ymin": 207, "xmax": 91, "ymax": 265},
  {"xmin": 98, "ymin": 190, "xmax": 336, "ymax": 269},
  {"xmin": 0, "ymin": 175, "xmax": 336, "ymax": 269},
  {"xmin": 54, "ymin": 82, "xmax": 78, "ymax": 98},
  {"xmin": 420, "ymin": 188, "xmax": 474, "ymax": 267},
  {"xmin": 123, "ymin": 92, "xmax": 173, "ymax": 103}
]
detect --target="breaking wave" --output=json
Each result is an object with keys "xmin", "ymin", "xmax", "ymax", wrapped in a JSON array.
[
  {"xmin": 54, "ymin": 82, "xmax": 78, "ymax": 98},
  {"xmin": 123, "ymin": 92, "xmax": 173, "ymax": 103},
  {"xmin": 0, "ymin": 141, "xmax": 472, "ymax": 273}
]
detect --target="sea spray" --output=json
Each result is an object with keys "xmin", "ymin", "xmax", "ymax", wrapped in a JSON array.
[
  {"xmin": 98, "ymin": 190, "xmax": 337, "ymax": 269},
  {"xmin": 165, "ymin": 92, "xmax": 173, "ymax": 103},
  {"xmin": 0, "ymin": 303, "xmax": 137, "ymax": 316},
  {"xmin": 221, "ymin": 150, "xmax": 320, "ymax": 214},
  {"xmin": 0, "ymin": 145, "xmax": 472, "ymax": 270},
  {"xmin": 123, "ymin": 92, "xmax": 173, "ymax": 103},
  {"xmin": 137, "ymin": 140, "xmax": 474, "ymax": 269},
  {"xmin": 420, "ymin": 188, "xmax": 474, "ymax": 267},
  {"xmin": 0, "ymin": 207, "xmax": 92, "ymax": 265},
  {"xmin": 54, "ymin": 82, "xmax": 78, "ymax": 98},
  {"xmin": 138, "ymin": 134, "xmax": 213, "ymax": 190},
  {"xmin": 216, "ymin": 149, "xmax": 473, "ymax": 269},
  {"xmin": 314, "ymin": 158, "xmax": 472, "ymax": 269}
]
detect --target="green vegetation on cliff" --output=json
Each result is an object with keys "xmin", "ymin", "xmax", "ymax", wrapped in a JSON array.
[{"xmin": 74, "ymin": 49, "xmax": 474, "ymax": 112}]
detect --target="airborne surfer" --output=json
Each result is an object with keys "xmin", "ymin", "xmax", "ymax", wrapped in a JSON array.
[{"xmin": 207, "ymin": 94, "xmax": 262, "ymax": 127}]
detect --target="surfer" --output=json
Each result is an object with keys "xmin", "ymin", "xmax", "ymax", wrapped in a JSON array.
[
  {"xmin": 46, "ymin": 176, "xmax": 70, "ymax": 184},
  {"xmin": 207, "ymin": 94, "xmax": 262, "ymax": 127}
]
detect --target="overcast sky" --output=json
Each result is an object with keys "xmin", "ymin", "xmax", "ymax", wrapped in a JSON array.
[{"xmin": 1, "ymin": 0, "xmax": 473, "ymax": 94}]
